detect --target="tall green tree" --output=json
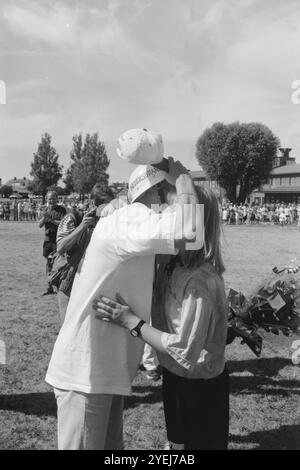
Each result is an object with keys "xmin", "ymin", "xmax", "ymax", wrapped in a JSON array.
[
  {"xmin": 63, "ymin": 167, "xmax": 75, "ymax": 194},
  {"xmin": 27, "ymin": 179, "xmax": 44, "ymax": 196},
  {"xmin": 0, "ymin": 185, "xmax": 13, "ymax": 198},
  {"xmin": 196, "ymin": 122, "xmax": 280, "ymax": 203},
  {"xmin": 30, "ymin": 133, "xmax": 63, "ymax": 202},
  {"xmin": 66, "ymin": 133, "xmax": 110, "ymax": 198}
]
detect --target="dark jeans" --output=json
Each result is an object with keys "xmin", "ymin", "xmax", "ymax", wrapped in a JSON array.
[
  {"xmin": 43, "ymin": 241, "xmax": 56, "ymax": 274},
  {"xmin": 162, "ymin": 365, "xmax": 229, "ymax": 450}
]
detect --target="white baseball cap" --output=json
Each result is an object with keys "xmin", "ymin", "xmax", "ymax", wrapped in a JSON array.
[
  {"xmin": 117, "ymin": 128, "xmax": 164, "ymax": 165},
  {"xmin": 128, "ymin": 165, "xmax": 167, "ymax": 203}
]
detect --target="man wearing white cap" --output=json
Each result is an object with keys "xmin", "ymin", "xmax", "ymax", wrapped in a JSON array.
[{"xmin": 46, "ymin": 129, "xmax": 204, "ymax": 450}]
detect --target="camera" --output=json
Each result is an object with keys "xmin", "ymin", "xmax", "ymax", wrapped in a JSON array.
[{"xmin": 85, "ymin": 208, "xmax": 97, "ymax": 218}]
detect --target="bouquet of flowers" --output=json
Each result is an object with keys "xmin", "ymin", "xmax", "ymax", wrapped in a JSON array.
[{"xmin": 227, "ymin": 262, "xmax": 300, "ymax": 356}]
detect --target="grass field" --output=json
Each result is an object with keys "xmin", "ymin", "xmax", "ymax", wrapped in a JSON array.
[{"xmin": 0, "ymin": 221, "xmax": 299, "ymax": 450}]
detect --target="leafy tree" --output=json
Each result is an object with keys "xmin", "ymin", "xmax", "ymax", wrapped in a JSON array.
[
  {"xmin": 27, "ymin": 179, "xmax": 44, "ymax": 196},
  {"xmin": 47, "ymin": 185, "xmax": 69, "ymax": 196},
  {"xmin": 0, "ymin": 185, "xmax": 13, "ymax": 198},
  {"xmin": 63, "ymin": 167, "xmax": 75, "ymax": 194},
  {"xmin": 66, "ymin": 133, "xmax": 110, "ymax": 198},
  {"xmin": 69, "ymin": 134, "xmax": 84, "ymax": 197},
  {"xmin": 30, "ymin": 133, "xmax": 63, "ymax": 202},
  {"xmin": 196, "ymin": 122, "xmax": 280, "ymax": 203},
  {"xmin": 110, "ymin": 181, "xmax": 128, "ymax": 196}
]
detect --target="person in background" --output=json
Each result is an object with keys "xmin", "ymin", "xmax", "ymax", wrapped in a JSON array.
[
  {"xmin": 242, "ymin": 204, "xmax": 247, "ymax": 224},
  {"xmin": 55, "ymin": 185, "xmax": 114, "ymax": 324},
  {"xmin": 65, "ymin": 199, "xmax": 74, "ymax": 214},
  {"xmin": 229, "ymin": 207, "xmax": 235, "ymax": 225},
  {"xmin": 39, "ymin": 191, "xmax": 66, "ymax": 296},
  {"xmin": 94, "ymin": 186, "xmax": 229, "ymax": 450},
  {"xmin": 12, "ymin": 200, "xmax": 18, "ymax": 221},
  {"xmin": 4, "ymin": 201, "xmax": 10, "ymax": 221},
  {"xmin": 279, "ymin": 211, "xmax": 286, "ymax": 227},
  {"xmin": 29, "ymin": 200, "xmax": 36, "ymax": 221},
  {"xmin": 18, "ymin": 200, "xmax": 24, "ymax": 221},
  {"xmin": 88, "ymin": 184, "xmax": 115, "ymax": 216},
  {"xmin": 222, "ymin": 207, "xmax": 228, "ymax": 224},
  {"xmin": 36, "ymin": 201, "xmax": 43, "ymax": 220},
  {"xmin": 0, "ymin": 202, "xmax": 4, "ymax": 221},
  {"xmin": 22, "ymin": 199, "xmax": 30, "ymax": 221},
  {"xmin": 292, "ymin": 204, "xmax": 298, "ymax": 225},
  {"xmin": 234, "ymin": 206, "xmax": 239, "ymax": 225}
]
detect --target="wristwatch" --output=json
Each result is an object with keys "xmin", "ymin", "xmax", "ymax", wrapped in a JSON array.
[{"xmin": 130, "ymin": 320, "xmax": 146, "ymax": 337}]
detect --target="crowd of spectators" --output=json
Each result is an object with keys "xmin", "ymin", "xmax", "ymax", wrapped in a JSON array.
[
  {"xmin": 0, "ymin": 197, "xmax": 94, "ymax": 222},
  {"xmin": 221, "ymin": 202, "xmax": 300, "ymax": 227},
  {"xmin": 1, "ymin": 197, "xmax": 300, "ymax": 230},
  {"xmin": 0, "ymin": 199, "xmax": 45, "ymax": 221}
]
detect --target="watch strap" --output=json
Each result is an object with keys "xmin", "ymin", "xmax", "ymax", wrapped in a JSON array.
[{"xmin": 130, "ymin": 320, "xmax": 146, "ymax": 337}]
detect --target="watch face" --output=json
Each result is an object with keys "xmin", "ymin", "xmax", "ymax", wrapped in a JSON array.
[{"xmin": 131, "ymin": 329, "xmax": 138, "ymax": 337}]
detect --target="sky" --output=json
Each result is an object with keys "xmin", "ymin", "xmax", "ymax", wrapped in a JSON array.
[{"xmin": 0, "ymin": 0, "xmax": 300, "ymax": 184}]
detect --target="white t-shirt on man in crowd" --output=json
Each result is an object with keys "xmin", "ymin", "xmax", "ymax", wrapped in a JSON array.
[{"xmin": 46, "ymin": 202, "xmax": 179, "ymax": 396}]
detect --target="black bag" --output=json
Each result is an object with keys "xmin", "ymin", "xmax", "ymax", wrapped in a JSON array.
[{"xmin": 48, "ymin": 252, "xmax": 69, "ymax": 288}]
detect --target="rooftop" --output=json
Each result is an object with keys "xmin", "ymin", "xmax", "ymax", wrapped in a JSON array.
[
  {"xmin": 263, "ymin": 186, "xmax": 300, "ymax": 193},
  {"xmin": 270, "ymin": 163, "xmax": 300, "ymax": 176},
  {"xmin": 5, "ymin": 177, "xmax": 31, "ymax": 186},
  {"xmin": 191, "ymin": 170, "xmax": 206, "ymax": 179},
  {"xmin": 191, "ymin": 163, "xmax": 300, "ymax": 180}
]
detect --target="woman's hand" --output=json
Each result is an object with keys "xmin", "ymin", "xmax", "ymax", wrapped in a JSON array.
[{"xmin": 93, "ymin": 293, "xmax": 141, "ymax": 330}]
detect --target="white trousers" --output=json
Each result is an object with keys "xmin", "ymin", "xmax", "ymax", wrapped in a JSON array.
[{"xmin": 54, "ymin": 388, "xmax": 124, "ymax": 450}]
